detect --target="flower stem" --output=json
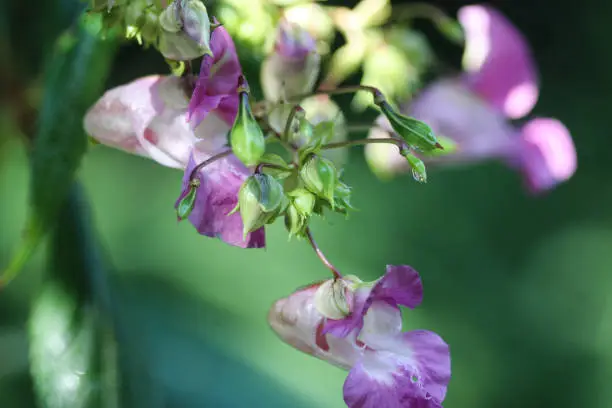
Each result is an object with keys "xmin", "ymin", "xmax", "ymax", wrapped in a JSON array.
[
  {"xmin": 254, "ymin": 162, "xmax": 289, "ymax": 174},
  {"xmin": 290, "ymin": 85, "xmax": 385, "ymax": 105},
  {"xmin": 321, "ymin": 137, "xmax": 405, "ymax": 151},
  {"xmin": 188, "ymin": 149, "xmax": 233, "ymax": 181},
  {"xmin": 283, "ymin": 104, "xmax": 304, "ymax": 141},
  {"xmin": 305, "ymin": 227, "xmax": 342, "ymax": 279}
]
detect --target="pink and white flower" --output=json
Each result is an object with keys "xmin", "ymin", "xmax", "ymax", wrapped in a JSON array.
[
  {"xmin": 269, "ymin": 265, "xmax": 450, "ymax": 408},
  {"xmin": 84, "ymin": 27, "xmax": 264, "ymax": 248}
]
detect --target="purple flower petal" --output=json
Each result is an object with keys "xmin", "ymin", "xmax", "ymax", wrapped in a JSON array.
[
  {"xmin": 459, "ymin": 5, "xmax": 538, "ymax": 119},
  {"xmin": 409, "ymin": 79, "xmax": 517, "ymax": 164},
  {"xmin": 188, "ymin": 27, "xmax": 242, "ymax": 128},
  {"xmin": 324, "ymin": 265, "xmax": 424, "ymax": 338},
  {"xmin": 343, "ymin": 330, "xmax": 450, "ymax": 408},
  {"xmin": 516, "ymin": 118, "xmax": 577, "ymax": 193},
  {"xmin": 176, "ymin": 144, "xmax": 264, "ymax": 248}
]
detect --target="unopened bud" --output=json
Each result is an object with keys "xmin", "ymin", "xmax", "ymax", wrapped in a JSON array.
[
  {"xmin": 158, "ymin": 0, "xmax": 213, "ymax": 60},
  {"xmin": 402, "ymin": 151, "xmax": 427, "ymax": 183},
  {"xmin": 288, "ymin": 189, "xmax": 316, "ymax": 217},
  {"xmin": 176, "ymin": 179, "xmax": 200, "ymax": 221},
  {"xmin": 261, "ymin": 19, "xmax": 321, "ymax": 101},
  {"xmin": 314, "ymin": 279, "xmax": 351, "ymax": 320},
  {"xmin": 378, "ymin": 100, "xmax": 441, "ymax": 152},
  {"xmin": 230, "ymin": 83, "xmax": 266, "ymax": 167},
  {"xmin": 235, "ymin": 174, "xmax": 284, "ymax": 237},
  {"xmin": 300, "ymin": 155, "xmax": 337, "ymax": 205},
  {"xmin": 284, "ymin": 203, "xmax": 307, "ymax": 238}
]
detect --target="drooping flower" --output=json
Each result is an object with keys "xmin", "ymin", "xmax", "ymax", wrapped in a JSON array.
[
  {"xmin": 84, "ymin": 73, "xmax": 264, "ymax": 248},
  {"xmin": 188, "ymin": 26, "xmax": 243, "ymax": 128},
  {"xmin": 269, "ymin": 265, "xmax": 451, "ymax": 408},
  {"xmin": 261, "ymin": 18, "xmax": 321, "ymax": 102},
  {"xmin": 365, "ymin": 5, "xmax": 576, "ymax": 194}
]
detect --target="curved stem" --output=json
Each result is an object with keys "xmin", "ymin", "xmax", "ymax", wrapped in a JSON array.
[
  {"xmin": 254, "ymin": 162, "xmax": 289, "ymax": 174},
  {"xmin": 305, "ymin": 227, "xmax": 342, "ymax": 279},
  {"xmin": 188, "ymin": 149, "xmax": 233, "ymax": 181}
]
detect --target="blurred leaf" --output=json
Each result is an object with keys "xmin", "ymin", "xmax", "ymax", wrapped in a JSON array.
[
  {"xmin": 28, "ymin": 184, "xmax": 119, "ymax": 408},
  {"xmin": 0, "ymin": 13, "xmax": 118, "ymax": 286}
]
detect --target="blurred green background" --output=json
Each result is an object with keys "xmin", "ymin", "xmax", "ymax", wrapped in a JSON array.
[{"xmin": 2, "ymin": 0, "xmax": 611, "ymax": 407}]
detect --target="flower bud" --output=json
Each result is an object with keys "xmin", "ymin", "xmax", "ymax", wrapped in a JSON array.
[
  {"xmin": 230, "ymin": 82, "xmax": 266, "ymax": 167},
  {"xmin": 378, "ymin": 99, "xmax": 442, "ymax": 152},
  {"xmin": 300, "ymin": 155, "xmax": 337, "ymax": 205},
  {"xmin": 288, "ymin": 188, "xmax": 316, "ymax": 217},
  {"xmin": 176, "ymin": 179, "xmax": 200, "ymax": 221},
  {"xmin": 402, "ymin": 151, "xmax": 427, "ymax": 183},
  {"xmin": 314, "ymin": 279, "xmax": 351, "ymax": 320},
  {"xmin": 235, "ymin": 174, "xmax": 284, "ymax": 237},
  {"xmin": 284, "ymin": 203, "xmax": 307, "ymax": 238},
  {"xmin": 158, "ymin": 0, "xmax": 213, "ymax": 61},
  {"xmin": 261, "ymin": 19, "xmax": 321, "ymax": 101}
]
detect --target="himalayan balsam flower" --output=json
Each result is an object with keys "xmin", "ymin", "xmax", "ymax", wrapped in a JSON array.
[
  {"xmin": 84, "ymin": 28, "xmax": 264, "ymax": 248},
  {"xmin": 366, "ymin": 5, "xmax": 576, "ymax": 194},
  {"xmin": 269, "ymin": 265, "xmax": 451, "ymax": 408}
]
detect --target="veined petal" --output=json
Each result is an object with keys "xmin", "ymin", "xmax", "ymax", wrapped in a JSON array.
[
  {"xmin": 516, "ymin": 118, "xmax": 577, "ymax": 193},
  {"xmin": 343, "ymin": 330, "xmax": 450, "ymax": 408},
  {"xmin": 459, "ymin": 5, "xmax": 538, "ymax": 119},
  {"xmin": 177, "ymin": 142, "xmax": 265, "ymax": 248},
  {"xmin": 268, "ymin": 284, "xmax": 363, "ymax": 370},
  {"xmin": 84, "ymin": 75, "xmax": 197, "ymax": 169},
  {"xmin": 188, "ymin": 27, "xmax": 242, "ymax": 128}
]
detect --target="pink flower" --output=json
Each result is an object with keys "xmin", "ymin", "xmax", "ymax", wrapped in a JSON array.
[
  {"xmin": 269, "ymin": 265, "xmax": 450, "ymax": 408},
  {"xmin": 188, "ymin": 26, "xmax": 242, "ymax": 128},
  {"xmin": 366, "ymin": 5, "xmax": 576, "ymax": 194},
  {"xmin": 84, "ymin": 73, "xmax": 264, "ymax": 248}
]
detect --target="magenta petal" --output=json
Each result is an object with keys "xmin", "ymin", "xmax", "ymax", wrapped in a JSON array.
[
  {"xmin": 187, "ymin": 27, "xmax": 242, "ymax": 129},
  {"xmin": 459, "ymin": 5, "xmax": 538, "ymax": 119},
  {"xmin": 343, "ymin": 340, "xmax": 446, "ymax": 408},
  {"xmin": 376, "ymin": 265, "xmax": 423, "ymax": 309},
  {"xmin": 401, "ymin": 330, "xmax": 451, "ymax": 402},
  {"xmin": 176, "ymin": 152, "xmax": 265, "ymax": 248},
  {"xmin": 516, "ymin": 118, "xmax": 577, "ymax": 194}
]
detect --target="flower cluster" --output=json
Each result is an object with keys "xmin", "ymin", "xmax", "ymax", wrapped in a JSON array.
[{"xmin": 84, "ymin": 1, "xmax": 577, "ymax": 406}]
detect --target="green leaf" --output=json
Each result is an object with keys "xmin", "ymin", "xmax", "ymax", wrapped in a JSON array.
[
  {"xmin": 28, "ymin": 184, "xmax": 119, "ymax": 408},
  {"xmin": 0, "ymin": 12, "xmax": 118, "ymax": 287}
]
